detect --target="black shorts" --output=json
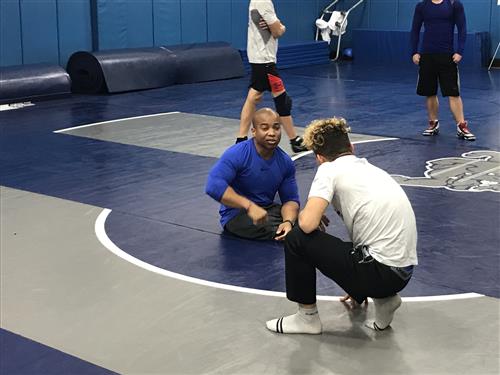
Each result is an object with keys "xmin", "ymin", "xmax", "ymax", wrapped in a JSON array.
[
  {"xmin": 249, "ymin": 63, "xmax": 281, "ymax": 93},
  {"xmin": 417, "ymin": 53, "xmax": 460, "ymax": 97},
  {"xmin": 224, "ymin": 203, "xmax": 283, "ymax": 240}
]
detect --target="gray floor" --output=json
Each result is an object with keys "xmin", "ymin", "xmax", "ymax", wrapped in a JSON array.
[
  {"xmin": 2, "ymin": 186, "xmax": 499, "ymax": 374},
  {"xmin": 55, "ymin": 112, "xmax": 394, "ymax": 158}
]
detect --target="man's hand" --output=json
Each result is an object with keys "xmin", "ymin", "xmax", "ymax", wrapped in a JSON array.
[
  {"xmin": 340, "ymin": 294, "xmax": 368, "ymax": 309},
  {"xmin": 247, "ymin": 202, "xmax": 268, "ymax": 225},
  {"xmin": 274, "ymin": 221, "xmax": 293, "ymax": 241},
  {"xmin": 318, "ymin": 215, "xmax": 330, "ymax": 232},
  {"xmin": 258, "ymin": 17, "xmax": 269, "ymax": 30},
  {"xmin": 412, "ymin": 53, "xmax": 420, "ymax": 65},
  {"xmin": 452, "ymin": 53, "xmax": 462, "ymax": 64}
]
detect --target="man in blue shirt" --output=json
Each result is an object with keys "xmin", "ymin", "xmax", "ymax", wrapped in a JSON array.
[
  {"xmin": 410, "ymin": 0, "xmax": 475, "ymax": 141},
  {"xmin": 206, "ymin": 108, "xmax": 300, "ymax": 240}
]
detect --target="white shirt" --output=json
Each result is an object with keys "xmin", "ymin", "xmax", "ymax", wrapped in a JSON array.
[
  {"xmin": 247, "ymin": 0, "xmax": 279, "ymax": 64},
  {"xmin": 308, "ymin": 155, "xmax": 418, "ymax": 267}
]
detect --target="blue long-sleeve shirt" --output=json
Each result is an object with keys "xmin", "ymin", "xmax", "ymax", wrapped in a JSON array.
[
  {"xmin": 410, "ymin": 0, "xmax": 466, "ymax": 55},
  {"xmin": 205, "ymin": 139, "xmax": 300, "ymax": 227}
]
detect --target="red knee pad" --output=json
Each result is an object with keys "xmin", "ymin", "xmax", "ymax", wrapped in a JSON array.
[{"xmin": 267, "ymin": 74, "xmax": 285, "ymax": 93}]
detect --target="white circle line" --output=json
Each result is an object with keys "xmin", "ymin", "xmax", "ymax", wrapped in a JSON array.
[{"xmin": 95, "ymin": 208, "xmax": 484, "ymax": 302}]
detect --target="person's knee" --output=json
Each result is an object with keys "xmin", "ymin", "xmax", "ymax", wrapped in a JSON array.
[{"xmin": 273, "ymin": 91, "xmax": 292, "ymax": 117}]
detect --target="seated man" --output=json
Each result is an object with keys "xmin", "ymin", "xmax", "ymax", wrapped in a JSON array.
[
  {"xmin": 205, "ymin": 108, "xmax": 300, "ymax": 241},
  {"xmin": 266, "ymin": 117, "xmax": 418, "ymax": 334}
]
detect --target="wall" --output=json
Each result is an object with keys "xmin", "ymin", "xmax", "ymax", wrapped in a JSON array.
[{"xmin": 1, "ymin": 0, "xmax": 497, "ymax": 68}]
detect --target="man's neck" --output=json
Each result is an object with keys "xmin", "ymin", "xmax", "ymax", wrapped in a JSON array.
[
  {"xmin": 253, "ymin": 140, "xmax": 274, "ymax": 160},
  {"xmin": 431, "ymin": 0, "xmax": 444, "ymax": 4}
]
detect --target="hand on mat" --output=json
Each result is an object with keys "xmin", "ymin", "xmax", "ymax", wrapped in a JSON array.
[
  {"xmin": 340, "ymin": 294, "xmax": 368, "ymax": 309},
  {"xmin": 452, "ymin": 53, "xmax": 462, "ymax": 64},
  {"xmin": 259, "ymin": 17, "xmax": 269, "ymax": 30},
  {"xmin": 318, "ymin": 215, "xmax": 330, "ymax": 232},
  {"xmin": 247, "ymin": 203, "xmax": 268, "ymax": 225},
  {"xmin": 412, "ymin": 53, "xmax": 420, "ymax": 65},
  {"xmin": 275, "ymin": 221, "xmax": 293, "ymax": 241}
]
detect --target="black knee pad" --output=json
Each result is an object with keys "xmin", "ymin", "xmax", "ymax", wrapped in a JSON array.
[{"xmin": 273, "ymin": 91, "xmax": 292, "ymax": 117}]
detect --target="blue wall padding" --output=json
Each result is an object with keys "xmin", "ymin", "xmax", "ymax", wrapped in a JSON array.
[
  {"xmin": 20, "ymin": 0, "xmax": 59, "ymax": 65},
  {"xmin": 207, "ymin": 1, "xmax": 232, "ymax": 43},
  {"xmin": 0, "ymin": 0, "xmax": 22, "ymax": 67},
  {"xmin": 153, "ymin": 0, "xmax": 181, "ymax": 46},
  {"xmin": 240, "ymin": 41, "xmax": 330, "ymax": 72},
  {"xmin": 67, "ymin": 48, "xmax": 177, "ymax": 94},
  {"xmin": 0, "ymin": 64, "xmax": 71, "ymax": 104},
  {"xmin": 97, "ymin": 0, "xmax": 155, "ymax": 50},
  {"xmin": 352, "ymin": 30, "xmax": 490, "ymax": 68},
  {"xmin": 168, "ymin": 42, "xmax": 245, "ymax": 84},
  {"xmin": 180, "ymin": 0, "xmax": 207, "ymax": 44},
  {"xmin": 57, "ymin": 0, "xmax": 92, "ymax": 66}
]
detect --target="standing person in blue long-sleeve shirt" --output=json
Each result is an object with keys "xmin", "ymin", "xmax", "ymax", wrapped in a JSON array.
[
  {"xmin": 410, "ymin": 0, "xmax": 475, "ymax": 141},
  {"xmin": 206, "ymin": 108, "xmax": 300, "ymax": 241}
]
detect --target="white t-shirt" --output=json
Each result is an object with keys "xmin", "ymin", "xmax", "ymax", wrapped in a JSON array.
[
  {"xmin": 247, "ymin": 0, "xmax": 279, "ymax": 64},
  {"xmin": 308, "ymin": 155, "xmax": 418, "ymax": 267}
]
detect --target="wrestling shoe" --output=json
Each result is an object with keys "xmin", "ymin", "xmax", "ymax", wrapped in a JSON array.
[
  {"xmin": 456, "ymin": 121, "xmax": 475, "ymax": 141},
  {"xmin": 290, "ymin": 136, "xmax": 307, "ymax": 153},
  {"xmin": 422, "ymin": 120, "xmax": 439, "ymax": 136}
]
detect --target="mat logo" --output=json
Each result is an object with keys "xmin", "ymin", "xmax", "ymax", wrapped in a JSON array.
[{"xmin": 392, "ymin": 150, "xmax": 499, "ymax": 193}]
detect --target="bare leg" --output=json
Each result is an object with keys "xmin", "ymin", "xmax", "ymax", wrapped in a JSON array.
[
  {"xmin": 448, "ymin": 96, "xmax": 465, "ymax": 123},
  {"xmin": 426, "ymin": 95, "xmax": 439, "ymax": 121},
  {"xmin": 238, "ymin": 88, "xmax": 263, "ymax": 138}
]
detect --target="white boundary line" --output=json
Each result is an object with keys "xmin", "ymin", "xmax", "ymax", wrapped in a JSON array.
[
  {"xmin": 91, "ymin": 131, "xmax": 483, "ymax": 302},
  {"xmin": 95, "ymin": 209, "xmax": 482, "ymax": 302},
  {"xmin": 54, "ymin": 111, "xmax": 181, "ymax": 133}
]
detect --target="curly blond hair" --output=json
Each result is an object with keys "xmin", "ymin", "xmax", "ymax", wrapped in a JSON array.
[{"xmin": 303, "ymin": 117, "xmax": 351, "ymax": 158}]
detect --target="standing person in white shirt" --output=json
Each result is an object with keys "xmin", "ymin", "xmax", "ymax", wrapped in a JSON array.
[
  {"xmin": 236, "ymin": 0, "xmax": 307, "ymax": 153},
  {"xmin": 266, "ymin": 118, "xmax": 418, "ymax": 334}
]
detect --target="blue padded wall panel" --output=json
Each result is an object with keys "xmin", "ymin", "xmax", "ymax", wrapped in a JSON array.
[
  {"xmin": 490, "ymin": 0, "xmax": 500, "ymax": 57},
  {"xmin": 153, "ymin": 0, "xmax": 181, "ymax": 46},
  {"xmin": 97, "ymin": 0, "xmax": 127, "ymax": 49},
  {"xmin": 0, "ymin": 0, "xmax": 22, "ymax": 66},
  {"xmin": 398, "ymin": 0, "xmax": 417, "ymax": 31},
  {"xmin": 97, "ymin": 0, "xmax": 153, "ymax": 50},
  {"xmin": 368, "ymin": 0, "xmax": 398, "ymax": 29},
  {"xmin": 20, "ymin": 0, "xmax": 59, "ymax": 64},
  {"xmin": 207, "ymin": 0, "xmax": 231, "ymax": 42},
  {"xmin": 462, "ymin": 0, "xmax": 490, "ymax": 32},
  {"xmin": 181, "ymin": 0, "xmax": 207, "ymax": 43},
  {"xmin": 274, "ymin": 0, "xmax": 299, "ymax": 43},
  {"xmin": 125, "ymin": 1, "xmax": 154, "ymax": 47},
  {"xmin": 298, "ymin": 0, "xmax": 320, "ymax": 41},
  {"xmin": 230, "ymin": 0, "xmax": 247, "ymax": 49},
  {"xmin": 57, "ymin": 0, "xmax": 92, "ymax": 67}
]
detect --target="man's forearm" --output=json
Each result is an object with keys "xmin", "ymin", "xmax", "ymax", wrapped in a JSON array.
[
  {"xmin": 281, "ymin": 201, "xmax": 299, "ymax": 223},
  {"xmin": 220, "ymin": 186, "xmax": 252, "ymax": 211}
]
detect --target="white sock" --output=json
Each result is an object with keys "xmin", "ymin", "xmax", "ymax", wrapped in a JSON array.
[
  {"xmin": 266, "ymin": 306, "xmax": 322, "ymax": 334},
  {"xmin": 365, "ymin": 294, "xmax": 402, "ymax": 331}
]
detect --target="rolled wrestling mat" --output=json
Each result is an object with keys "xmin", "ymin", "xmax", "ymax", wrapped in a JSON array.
[
  {"xmin": 167, "ymin": 42, "xmax": 245, "ymax": 84},
  {"xmin": 66, "ymin": 51, "xmax": 106, "ymax": 94},
  {"xmin": 0, "ymin": 64, "xmax": 71, "ymax": 104},
  {"xmin": 67, "ymin": 48, "xmax": 178, "ymax": 94}
]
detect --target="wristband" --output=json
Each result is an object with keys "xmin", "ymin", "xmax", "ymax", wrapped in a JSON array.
[{"xmin": 282, "ymin": 220, "xmax": 294, "ymax": 227}]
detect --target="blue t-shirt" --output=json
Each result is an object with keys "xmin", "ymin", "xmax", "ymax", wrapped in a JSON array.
[
  {"xmin": 410, "ymin": 0, "xmax": 466, "ymax": 55},
  {"xmin": 205, "ymin": 139, "xmax": 300, "ymax": 227}
]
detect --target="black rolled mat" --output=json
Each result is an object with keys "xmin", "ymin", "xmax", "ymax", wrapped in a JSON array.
[{"xmin": 67, "ymin": 48, "xmax": 178, "ymax": 94}]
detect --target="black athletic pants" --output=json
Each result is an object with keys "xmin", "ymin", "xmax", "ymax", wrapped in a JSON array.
[{"xmin": 284, "ymin": 226, "xmax": 411, "ymax": 305}]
